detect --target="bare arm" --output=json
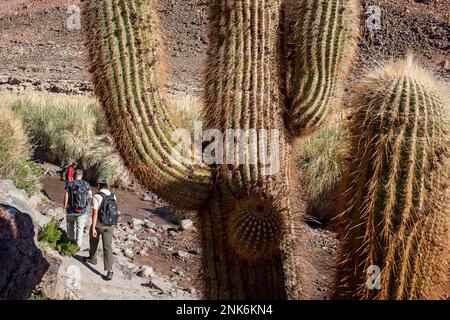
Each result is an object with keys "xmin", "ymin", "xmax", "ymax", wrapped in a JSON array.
[
  {"xmin": 63, "ymin": 191, "xmax": 68, "ymax": 211},
  {"xmin": 92, "ymin": 208, "xmax": 98, "ymax": 230}
]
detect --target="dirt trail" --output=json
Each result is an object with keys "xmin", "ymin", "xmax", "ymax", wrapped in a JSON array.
[{"xmin": 41, "ymin": 174, "xmax": 203, "ymax": 299}]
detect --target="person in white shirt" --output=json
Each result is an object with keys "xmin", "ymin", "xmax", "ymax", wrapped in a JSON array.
[{"xmin": 84, "ymin": 177, "xmax": 118, "ymax": 281}]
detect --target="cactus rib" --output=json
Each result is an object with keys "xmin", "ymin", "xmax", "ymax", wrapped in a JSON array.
[{"xmin": 288, "ymin": 0, "xmax": 359, "ymax": 136}]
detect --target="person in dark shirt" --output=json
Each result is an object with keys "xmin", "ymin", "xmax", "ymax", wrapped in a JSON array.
[{"xmin": 64, "ymin": 169, "xmax": 92, "ymax": 249}]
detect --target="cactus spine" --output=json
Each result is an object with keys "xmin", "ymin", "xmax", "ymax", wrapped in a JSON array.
[
  {"xmin": 334, "ymin": 57, "xmax": 449, "ymax": 299},
  {"xmin": 83, "ymin": 0, "xmax": 359, "ymax": 299},
  {"xmin": 288, "ymin": 0, "xmax": 359, "ymax": 135}
]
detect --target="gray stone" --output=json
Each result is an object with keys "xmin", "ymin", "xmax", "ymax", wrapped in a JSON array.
[
  {"xmin": 169, "ymin": 230, "xmax": 178, "ymax": 237},
  {"xmin": 179, "ymin": 219, "xmax": 193, "ymax": 231},
  {"xmin": 161, "ymin": 224, "xmax": 171, "ymax": 231},
  {"xmin": 142, "ymin": 193, "xmax": 158, "ymax": 202},
  {"xmin": 149, "ymin": 276, "xmax": 172, "ymax": 294},
  {"xmin": 126, "ymin": 234, "xmax": 139, "ymax": 242},
  {"xmin": 138, "ymin": 248, "xmax": 148, "ymax": 256},
  {"xmin": 144, "ymin": 220, "xmax": 157, "ymax": 229},
  {"xmin": 139, "ymin": 266, "xmax": 154, "ymax": 279},
  {"xmin": 176, "ymin": 250, "xmax": 189, "ymax": 259},
  {"xmin": 130, "ymin": 218, "xmax": 144, "ymax": 228},
  {"xmin": 0, "ymin": 180, "xmax": 50, "ymax": 232},
  {"xmin": 124, "ymin": 248, "xmax": 134, "ymax": 259}
]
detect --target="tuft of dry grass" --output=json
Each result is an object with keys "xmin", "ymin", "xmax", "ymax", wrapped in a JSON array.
[
  {"xmin": 296, "ymin": 121, "xmax": 349, "ymax": 225},
  {"xmin": 172, "ymin": 93, "xmax": 203, "ymax": 133},
  {"xmin": 0, "ymin": 104, "xmax": 42, "ymax": 194},
  {"xmin": 0, "ymin": 93, "xmax": 129, "ymax": 186},
  {"xmin": 0, "ymin": 104, "xmax": 31, "ymax": 176}
]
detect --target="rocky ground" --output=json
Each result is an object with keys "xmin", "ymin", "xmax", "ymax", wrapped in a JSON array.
[
  {"xmin": 0, "ymin": 0, "xmax": 448, "ymax": 94},
  {"xmin": 1, "ymin": 175, "xmax": 200, "ymax": 300}
]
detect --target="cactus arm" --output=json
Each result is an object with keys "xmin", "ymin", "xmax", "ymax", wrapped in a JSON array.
[
  {"xmin": 334, "ymin": 57, "xmax": 449, "ymax": 300},
  {"xmin": 82, "ymin": 0, "xmax": 213, "ymax": 209},
  {"xmin": 286, "ymin": 0, "xmax": 359, "ymax": 136}
]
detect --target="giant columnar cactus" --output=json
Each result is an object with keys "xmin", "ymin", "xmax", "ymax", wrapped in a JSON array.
[
  {"xmin": 82, "ymin": 0, "xmax": 359, "ymax": 299},
  {"xmin": 334, "ymin": 57, "xmax": 449, "ymax": 300}
]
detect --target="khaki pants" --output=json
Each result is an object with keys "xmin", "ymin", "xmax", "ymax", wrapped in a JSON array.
[
  {"xmin": 89, "ymin": 226, "xmax": 114, "ymax": 271},
  {"xmin": 66, "ymin": 214, "xmax": 88, "ymax": 248}
]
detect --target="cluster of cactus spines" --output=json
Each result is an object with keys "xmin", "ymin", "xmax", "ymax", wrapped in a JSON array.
[
  {"xmin": 334, "ymin": 56, "xmax": 449, "ymax": 300},
  {"xmin": 287, "ymin": 0, "xmax": 359, "ymax": 136},
  {"xmin": 82, "ymin": 0, "xmax": 213, "ymax": 210}
]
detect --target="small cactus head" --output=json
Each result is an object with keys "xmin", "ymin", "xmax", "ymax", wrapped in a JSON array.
[{"xmin": 226, "ymin": 196, "xmax": 285, "ymax": 261}]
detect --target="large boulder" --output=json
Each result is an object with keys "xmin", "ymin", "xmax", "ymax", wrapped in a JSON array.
[
  {"xmin": 0, "ymin": 205, "xmax": 49, "ymax": 299},
  {"xmin": 0, "ymin": 180, "xmax": 50, "ymax": 232}
]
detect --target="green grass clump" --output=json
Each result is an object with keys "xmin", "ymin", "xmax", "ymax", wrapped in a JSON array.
[
  {"xmin": 56, "ymin": 241, "xmax": 80, "ymax": 256},
  {"xmin": 28, "ymin": 291, "xmax": 49, "ymax": 300},
  {"xmin": 296, "ymin": 121, "xmax": 348, "ymax": 224},
  {"xmin": 13, "ymin": 161, "xmax": 43, "ymax": 195},
  {"xmin": 38, "ymin": 218, "xmax": 79, "ymax": 256},
  {"xmin": 38, "ymin": 218, "xmax": 62, "ymax": 248}
]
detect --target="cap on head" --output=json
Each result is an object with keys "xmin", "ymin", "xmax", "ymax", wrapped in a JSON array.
[
  {"xmin": 75, "ymin": 169, "xmax": 83, "ymax": 177},
  {"xmin": 97, "ymin": 177, "xmax": 108, "ymax": 185},
  {"xmin": 73, "ymin": 161, "xmax": 79, "ymax": 167}
]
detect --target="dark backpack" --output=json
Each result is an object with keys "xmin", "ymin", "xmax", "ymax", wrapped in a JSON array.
[
  {"xmin": 67, "ymin": 181, "xmax": 90, "ymax": 213},
  {"xmin": 97, "ymin": 192, "xmax": 119, "ymax": 226}
]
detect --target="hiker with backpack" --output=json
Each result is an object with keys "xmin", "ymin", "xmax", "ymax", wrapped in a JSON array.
[
  {"xmin": 85, "ymin": 177, "xmax": 119, "ymax": 281},
  {"xmin": 64, "ymin": 169, "xmax": 92, "ymax": 249},
  {"xmin": 61, "ymin": 161, "xmax": 79, "ymax": 184}
]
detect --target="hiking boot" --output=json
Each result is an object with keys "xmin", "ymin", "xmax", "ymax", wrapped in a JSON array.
[
  {"xmin": 84, "ymin": 256, "xmax": 97, "ymax": 265},
  {"xmin": 106, "ymin": 271, "xmax": 113, "ymax": 281}
]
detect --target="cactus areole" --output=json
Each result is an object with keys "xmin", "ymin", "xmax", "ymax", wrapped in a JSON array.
[{"xmin": 82, "ymin": 0, "xmax": 359, "ymax": 299}]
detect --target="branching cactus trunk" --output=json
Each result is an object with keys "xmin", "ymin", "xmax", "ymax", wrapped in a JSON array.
[
  {"xmin": 82, "ymin": 0, "xmax": 359, "ymax": 299},
  {"xmin": 334, "ymin": 57, "xmax": 449, "ymax": 300}
]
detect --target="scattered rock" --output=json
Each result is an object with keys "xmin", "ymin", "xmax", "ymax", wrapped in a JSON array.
[
  {"xmin": 126, "ymin": 234, "xmax": 139, "ymax": 242},
  {"xmin": 0, "ymin": 180, "xmax": 50, "ymax": 234},
  {"xmin": 130, "ymin": 218, "xmax": 144, "ymax": 228},
  {"xmin": 439, "ymin": 58, "xmax": 449, "ymax": 70},
  {"xmin": 149, "ymin": 276, "xmax": 173, "ymax": 294},
  {"xmin": 124, "ymin": 248, "xmax": 134, "ymax": 259},
  {"xmin": 144, "ymin": 219, "xmax": 157, "ymax": 229},
  {"xmin": 38, "ymin": 247, "xmax": 63, "ymax": 300},
  {"xmin": 175, "ymin": 250, "xmax": 189, "ymax": 259},
  {"xmin": 138, "ymin": 248, "xmax": 148, "ymax": 256},
  {"xmin": 138, "ymin": 266, "xmax": 154, "ymax": 279},
  {"xmin": 142, "ymin": 193, "xmax": 158, "ymax": 202},
  {"xmin": 179, "ymin": 219, "xmax": 193, "ymax": 231},
  {"xmin": 185, "ymin": 288, "xmax": 197, "ymax": 295},
  {"xmin": 161, "ymin": 224, "xmax": 172, "ymax": 231},
  {"xmin": 169, "ymin": 230, "xmax": 178, "ymax": 237},
  {"xmin": 7, "ymin": 77, "xmax": 21, "ymax": 85},
  {"xmin": 188, "ymin": 248, "xmax": 201, "ymax": 255}
]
